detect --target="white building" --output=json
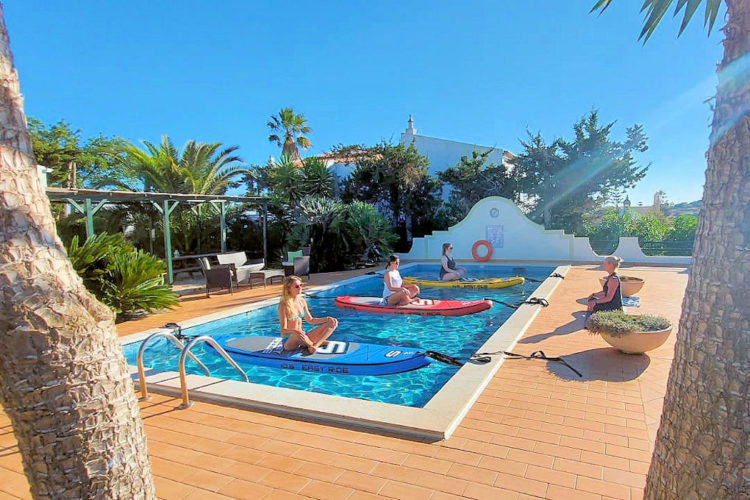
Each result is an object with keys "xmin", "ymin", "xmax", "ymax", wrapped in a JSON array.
[
  {"xmin": 325, "ymin": 116, "xmax": 513, "ymax": 199},
  {"xmin": 399, "ymin": 115, "xmax": 511, "ymax": 181}
]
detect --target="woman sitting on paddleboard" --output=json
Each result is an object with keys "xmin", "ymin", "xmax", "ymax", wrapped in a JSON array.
[
  {"xmin": 440, "ymin": 242, "xmax": 467, "ymax": 281},
  {"xmin": 383, "ymin": 255, "xmax": 420, "ymax": 306},
  {"xmin": 278, "ymin": 275, "xmax": 338, "ymax": 354},
  {"xmin": 584, "ymin": 255, "xmax": 623, "ymax": 327}
]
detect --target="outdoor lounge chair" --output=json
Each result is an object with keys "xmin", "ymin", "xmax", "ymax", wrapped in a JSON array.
[
  {"xmin": 217, "ymin": 251, "xmax": 264, "ymax": 285},
  {"xmin": 198, "ymin": 258, "xmax": 233, "ymax": 297}
]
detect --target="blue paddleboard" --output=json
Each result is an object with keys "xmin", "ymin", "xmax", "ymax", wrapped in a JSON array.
[{"xmin": 209, "ymin": 335, "xmax": 430, "ymax": 376}]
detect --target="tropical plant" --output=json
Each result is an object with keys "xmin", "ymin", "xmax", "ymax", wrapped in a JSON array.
[
  {"xmin": 588, "ymin": 310, "xmax": 671, "ymax": 337},
  {"xmin": 337, "ymin": 201, "xmax": 398, "ymax": 264},
  {"xmin": 101, "ymin": 249, "xmax": 178, "ymax": 318},
  {"xmin": 267, "ymin": 107, "xmax": 312, "ymax": 160},
  {"xmin": 288, "ymin": 197, "xmax": 397, "ymax": 271},
  {"xmin": 266, "ymin": 154, "xmax": 305, "ymax": 205},
  {"xmin": 105, "ymin": 135, "xmax": 246, "ymax": 194},
  {"xmin": 0, "ymin": 10, "xmax": 155, "ymax": 496},
  {"xmin": 67, "ymin": 233, "xmax": 178, "ymax": 320},
  {"xmin": 341, "ymin": 141, "xmax": 440, "ymax": 248},
  {"xmin": 301, "ymin": 156, "xmax": 334, "ymax": 198},
  {"xmin": 593, "ymin": 1, "xmax": 747, "ymax": 498},
  {"xmin": 102, "ymin": 135, "xmax": 248, "ymax": 253},
  {"xmin": 290, "ymin": 195, "xmax": 345, "ymax": 271}
]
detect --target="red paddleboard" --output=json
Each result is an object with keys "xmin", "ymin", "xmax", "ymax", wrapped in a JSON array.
[{"xmin": 334, "ymin": 296, "xmax": 492, "ymax": 316}]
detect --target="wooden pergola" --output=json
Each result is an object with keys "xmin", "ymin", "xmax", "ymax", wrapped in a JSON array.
[{"xmin": 45, "ymin": 187, "xmax": 269, "ymax": 284}]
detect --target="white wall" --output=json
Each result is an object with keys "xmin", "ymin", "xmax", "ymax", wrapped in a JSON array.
[{"xmin": 400, "ymin": 196, "xmax": 691, "ymax": 265}]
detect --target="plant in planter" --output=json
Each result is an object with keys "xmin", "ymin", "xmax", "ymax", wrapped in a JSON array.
[
  {"xmin": 588, "ymin": 310, "xmax": 672, "ymax": 354},
  {"xmin": 598, "ymin": 275, "xmax": 645, "ymax": 297}
]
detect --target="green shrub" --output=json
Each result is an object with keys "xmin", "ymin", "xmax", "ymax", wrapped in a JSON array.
[
  {"xmin": 66, "ymin": 232, "xmax": 178, "ymax": 321},
  {"xmin": 588, "ymin": 310, "xmax": 671, "ymax": 337}
]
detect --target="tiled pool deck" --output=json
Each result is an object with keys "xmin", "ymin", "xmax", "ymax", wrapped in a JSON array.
[{"xmin": 0, "ymin": 264, "xmax": 687, "ymax": 499}]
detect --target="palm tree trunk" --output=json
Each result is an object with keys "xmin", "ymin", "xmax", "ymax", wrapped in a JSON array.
[
  {"xmin": 645, "ymin": 1, "xmax": 750, "ymax": 498},
  {"xmin": 0, "ymin": 8, "xmax": 155, "ymax": 499}
]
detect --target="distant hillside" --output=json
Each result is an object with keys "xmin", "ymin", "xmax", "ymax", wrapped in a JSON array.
[{"xmin": 667, "ymin": 200, "xmax": 701, "ymax": 216}]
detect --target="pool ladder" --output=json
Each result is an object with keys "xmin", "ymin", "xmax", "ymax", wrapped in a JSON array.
[{"xmin": 137, "ymin": 330, "xmax": 248, "ymax": 409}]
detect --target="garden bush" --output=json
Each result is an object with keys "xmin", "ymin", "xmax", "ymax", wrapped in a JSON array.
[{"xmin": 66, "ymin": 232, "xmax": 178, "ymax": 321}]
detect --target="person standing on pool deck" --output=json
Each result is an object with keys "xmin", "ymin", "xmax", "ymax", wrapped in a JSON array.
[
  {"xmin": 278, "ymin": 275, "xmax": 338, "ymax": 354},
  {"xmin": 584, "ymin": 255, "xmax": 624, "ymax": 327},
  {"xmin": 440, "ymin": 242, "xmax": 467, "ymax": 281},
  {"xmin": 383, "ymin": 255, "xmax": 420, "ymax": 306}
]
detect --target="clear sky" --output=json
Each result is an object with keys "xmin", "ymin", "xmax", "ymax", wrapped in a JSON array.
[{"xmin": 5, "ymin": 1, "xmax": 723, "ymax": 204}]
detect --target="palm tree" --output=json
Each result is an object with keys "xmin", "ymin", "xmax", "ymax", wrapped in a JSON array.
[
  {"xmin": 267, "ymin": 107, "xmax": 312, "ymax": 161},
  {"xmin": 593, "ymin": 1, "xmax": 748, "ymax": 498},
  {"xmin": 0, "ymin": 7, "xmax": 154, "ymax": 498},
  {"xmin": 106, "ymin": 135, "xmax": 247, "ymax": 195},
  {"xmin": 106, "ymin": 136, "xmax": 248, "ymax": 252}
]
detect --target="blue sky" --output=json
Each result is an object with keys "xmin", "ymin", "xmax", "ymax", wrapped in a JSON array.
[{"xmin": 5, "ymin": 1, "xmax": 723, "ymax": 204}]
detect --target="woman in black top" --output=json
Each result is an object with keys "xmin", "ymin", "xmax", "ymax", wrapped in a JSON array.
[
  {"xmin": 584, "ymin": 256, "xmax": 623, "ymax": 326},
  {"xmin": 440, "ymin": 243, "xmax": 467, "ymax": 281}
]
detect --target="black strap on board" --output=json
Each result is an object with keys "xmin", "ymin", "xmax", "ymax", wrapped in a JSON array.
[{"xmin": 424, "ymin": 349, "xmax": 582, "ymax": 378}]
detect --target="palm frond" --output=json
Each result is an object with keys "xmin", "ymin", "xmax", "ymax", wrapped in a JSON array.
[
  {"xmin": 594, "ymin": 0, "xmax": 721, "ymax": 42},
  {"xmin": 590, "ymin": 0, "xmax": 612, "ymax": 13}
]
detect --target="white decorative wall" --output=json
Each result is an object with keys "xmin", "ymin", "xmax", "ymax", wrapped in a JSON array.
[{"xmin": 399, "ymin": 197, "xmax": 691, "ymax": 265}]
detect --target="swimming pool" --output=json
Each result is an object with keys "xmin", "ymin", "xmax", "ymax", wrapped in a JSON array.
[{"xmin": 123, "ymin": 263, "xmax": 569, "ymax": 438}]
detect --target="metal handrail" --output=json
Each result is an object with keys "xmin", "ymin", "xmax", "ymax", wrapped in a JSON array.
[
  {"xmin": 179, "ymin": 335, "xmax": 249, "ymax": 408},
  {"xmin": 137, "ymin": 331, "xmax": 211, "ymax": 400}
]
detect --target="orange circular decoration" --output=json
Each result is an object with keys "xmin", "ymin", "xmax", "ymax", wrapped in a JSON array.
[{"xmin": 471, "ymin": 240, "xmax": 493, "ymax": 262}]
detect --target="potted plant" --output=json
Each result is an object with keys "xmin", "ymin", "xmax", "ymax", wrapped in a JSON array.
[
  {"xmin": 587, "ymin": 310, "xmax": 672, "ymax": 354},
  {"xmin": 598, "ymin": 275, "xmax": 645, "ymax": 297}
]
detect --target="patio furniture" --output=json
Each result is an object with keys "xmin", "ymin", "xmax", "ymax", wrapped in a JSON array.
[
  {"xmin": 198, "ymin": 258, "xmax": 233, "ymax": 298},
  {"xmin": 247, "ymin": 269, "xmax": 286, "ymax": 288},
  {"xmin": 283, "ymin": 256, "xmax": 310, "ymax": 280},
  {"xmin": 172, "ymin": 252, "xmax": 222, "ymax": 280},
  {"xmin": 217, "ymin": 251, "xmax": 264, "ymax": 285}
]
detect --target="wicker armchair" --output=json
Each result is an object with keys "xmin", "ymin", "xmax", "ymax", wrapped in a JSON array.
[
  {"xmin": 198, "ymin": 258, "xmax": 233, "ymax": 297},
  {"xmin": 284, "ymin": 256, "xmax": 310, "ymax": 280}
]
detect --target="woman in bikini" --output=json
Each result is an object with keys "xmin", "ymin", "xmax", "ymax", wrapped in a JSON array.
[{"xmin": 278, "ymin": 275, "xmax": 338, "ymax": 354}]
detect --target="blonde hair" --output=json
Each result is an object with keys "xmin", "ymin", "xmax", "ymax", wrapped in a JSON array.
[
  {"xmin": 604, "ymin": 256, "xmax": 623, "ymax": 269},
  {"xmin": 279, "ymin": 275, "xmax": 302, "ymax": 319},
  {"xmin": 442, "ymin": 243, "xmax": 451, "ymax": 256}
]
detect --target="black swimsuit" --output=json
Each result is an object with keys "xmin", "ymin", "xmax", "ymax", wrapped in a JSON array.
[
  {"xmin": 440, "ymin": 256, "xmax": 457, "ymax": 279},
  {"xmin": 593, "ymin": 272, "xmax": 623, "ymax": 312}
]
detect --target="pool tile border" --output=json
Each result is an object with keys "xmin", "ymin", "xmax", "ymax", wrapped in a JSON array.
[{"xmin": 123, "ymin": 263, "xmax": 570, "ymax": 440}]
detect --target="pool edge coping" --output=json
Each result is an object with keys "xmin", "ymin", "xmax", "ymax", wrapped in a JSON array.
[{"xmin": 123, "ymin": 263, "xmax": 571, "ymax": 441}]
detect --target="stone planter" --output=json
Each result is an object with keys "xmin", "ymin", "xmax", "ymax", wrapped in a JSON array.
[
  {"xmin": 599, "ymin": 275, "xmax": 645, "ymax": 297},
  {"xmin": 599, "ymin": 326, "xmax": 672, "ymax": 354}
]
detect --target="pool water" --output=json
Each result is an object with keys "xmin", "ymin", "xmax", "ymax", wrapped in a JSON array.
[{"xmin": 123, "ymin": 264, "xmax": 554, "ymax": 407}]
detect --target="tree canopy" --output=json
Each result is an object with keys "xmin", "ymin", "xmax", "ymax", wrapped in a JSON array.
[
  {"xmin": 27, "ymin": 117, "xmax": 130, "ymax": 189},
  {"xmin": 512, "ymin": 110, "xmax": 649, "ymax": 233},
  {"xmin": 339, "ymin": 141, "xmax": 441, "ymax": 248}
]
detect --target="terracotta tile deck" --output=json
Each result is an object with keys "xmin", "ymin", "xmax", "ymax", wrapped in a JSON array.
[{"xmin": 0, "ymin": 264, "xmax": 688, "ymax": 499}]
